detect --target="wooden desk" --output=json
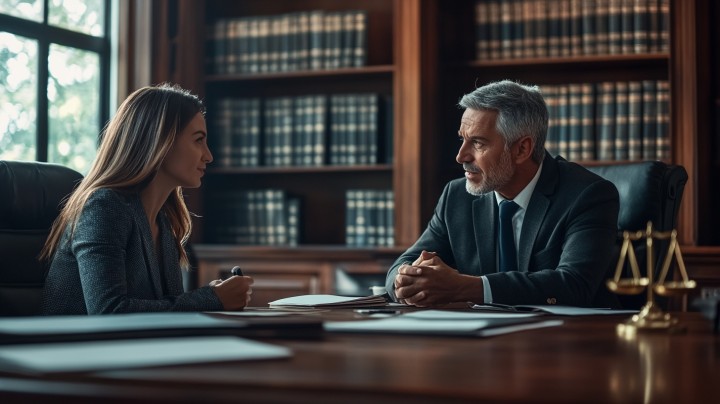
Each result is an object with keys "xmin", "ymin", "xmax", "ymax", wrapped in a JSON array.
[{"xmin": 0, "ymin": 311, "xmax": 718, "ymax": 403}]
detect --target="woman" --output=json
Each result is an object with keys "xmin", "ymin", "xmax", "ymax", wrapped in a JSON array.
[{"xmin": 40, "ymin": 83, "xmax": 252, "ymax": 314}]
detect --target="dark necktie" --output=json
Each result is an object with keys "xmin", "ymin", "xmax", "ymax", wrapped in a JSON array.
[{"xmin": 498, "ymin": 200, "xmax": 520, "ymax": 272}]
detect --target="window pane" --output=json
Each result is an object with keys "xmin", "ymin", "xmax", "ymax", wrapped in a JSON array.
[
  {"xmin": 48, "ymin": 0, "xmax": 105, "ymax": 37},
  {"xmin": 0, "ymin": 32, "xmax": 37, "ymax": 161},
  {"xmin": 0, "ymin": 0, "xmax": 43, "ymax": 22},
  {"xmin": 48, "ymin": 43, "xmax": 99, "ymax": 173}
]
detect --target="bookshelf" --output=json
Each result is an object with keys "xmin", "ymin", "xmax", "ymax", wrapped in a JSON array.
[
  {"xmin": 429, "ymin": 0, "xmax": 700, "ymax": 243},
  {"xmin": 148, "ymin": 0, "xmax": 718, "ymax": 304}
]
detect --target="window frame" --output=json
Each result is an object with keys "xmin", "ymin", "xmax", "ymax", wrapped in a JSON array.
[{"xmin": 0, "ymin": 0, "xmax": 111, "ymax": 162}]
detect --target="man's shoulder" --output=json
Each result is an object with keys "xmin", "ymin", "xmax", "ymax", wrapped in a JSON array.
[
  {"xmin": 551, "ymin": 156, "xmax": 618, "ymax": 195},
  {"xmin": 554, "ymin": 156, "xmax": 607, "ymax": 183}
]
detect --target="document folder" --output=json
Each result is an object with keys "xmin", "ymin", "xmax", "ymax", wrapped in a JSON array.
[{"xmin": 0, "ymin": 312, "xmax": 322, "ymax": 344}]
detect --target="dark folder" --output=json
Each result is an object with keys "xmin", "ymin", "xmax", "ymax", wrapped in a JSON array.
[{"xmin": 0, "ymin": 312, "xmax": 323, "ymax": 345}]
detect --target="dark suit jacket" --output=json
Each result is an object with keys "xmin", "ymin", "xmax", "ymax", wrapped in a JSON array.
[
  {"xmin": 386, "ymin": 153, "xmax": 621, "ymax": 307},
  {"xmin": 41, "ymin": 189, "xmax": 223, "ymax": 315}
]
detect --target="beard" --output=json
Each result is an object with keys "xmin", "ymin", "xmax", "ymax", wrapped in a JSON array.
[{"xmin": 464, "ymin": 149, "xmax": 515, "ymax": 196}]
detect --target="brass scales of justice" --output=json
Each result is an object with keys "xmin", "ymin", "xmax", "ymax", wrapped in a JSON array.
[{"xmin": 606, "ymin": 222, "xmax": 696, "ymax": 336}]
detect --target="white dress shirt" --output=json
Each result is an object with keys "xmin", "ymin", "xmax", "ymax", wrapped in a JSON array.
[{"xmin": 481, "ymin": 161, "xmax": 544, "ymax": 303}]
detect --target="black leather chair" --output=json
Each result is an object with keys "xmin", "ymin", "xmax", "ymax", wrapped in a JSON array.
[
  {"xmin": 586, "ymin": 161, "xmax": 688, "ymax": 309},
  {"xmin": 0, "ymin": 161, "xmax": 82, "ymax": 316}
]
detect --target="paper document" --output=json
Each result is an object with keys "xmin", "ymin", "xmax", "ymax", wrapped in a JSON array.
[
  {"xmin": 471, "ymin": 304, "xmax": 639, "ymax": 316},
  {"xmin": 268, "ymin": 293, "xmax": 389, "ymax": 308},
  {"xmin": 402, "ymin": 310, "xmax": 539, "ymax": 320},
  {"xmin": 0, "ymin": 336, "xmax": 291, "ymax": 374},
  {"xmin": 325, "ymin": 310, "xmax": 561, "ymax": 337}
]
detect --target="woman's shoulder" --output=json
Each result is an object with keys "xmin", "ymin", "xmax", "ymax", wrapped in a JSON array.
[{"xmin": 83, "ymin": 188, "xmax": 137, "ymax": 214}]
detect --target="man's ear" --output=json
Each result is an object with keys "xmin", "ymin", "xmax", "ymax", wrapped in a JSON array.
[{"xmin": 513, "ymin": 136, "xmax": 534, "ymax": 164}]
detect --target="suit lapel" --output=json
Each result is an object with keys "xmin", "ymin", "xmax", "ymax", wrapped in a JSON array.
[
  {"xmin": 518, "ymin": 153, "xmax": 558, "ymax": 272},
  {"xmin": 473, "ymin": 193, "xmax": 498, "ymax": 275},
  {"xmin": 130, "ymin": 195, "xmax": 164, "ymax": 298}
]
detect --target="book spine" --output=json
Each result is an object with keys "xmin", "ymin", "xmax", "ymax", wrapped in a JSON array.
[
  {"xmin": 512, "ymin": 0, "xmax": 526, "ymax": 59},
  {"xmin": 614, "ymin": 81, "xmax": 630, "ymax": 161},
  {"xmin": 347, "ymin": 94, "xmax": 359, "ymax": 165},
  {"xmin": 542, "ymin": 85, "xmax": 559, "ymax": 156},
  {"xmin": 559, "ymin": 0, "xmax": 571, "ymax": 57},
  {"xmin": 487, "ymin": 0, "xmax": 502, "ymax": 60},
  {"xmin": 341, "ymin": 11, "xmax": 355, "ymax": 68},
  {"xmin": 557, "ymin": 85, "xmax": 570, "ymax": 159},
  {"xmin": 296, "ymin": 11, "xmax": 311, "ymax": 71},
  {"xmin": 309, "ymin": 10, "xmax": 325, "ymax": 70},
  {"xmin": 532, "ymin": 0, "xmax": 548, "ymax": 58},
  {"xmin": 345, "ymin": 190, "xmax": 357, "ymax": 246},
  {"xmin": 580, "ymin": 83, "xmax": 596, "ymax": 161},
  {"xmin": 581, "ymin": 0, "xmax": 597, "ymax": 55},
  {"xmin": 475, "ymin": 0, "xmax": 491, "ymax": 60},
  {"xmin": 263, "ymin": 98, "xmax": 276, "ymax": 166},
  {"xmin": 633, "ymin": 0, "xmax": 650, "ymax": 54},
  {"xmin": 621, "ymin": 0, "xmax": 634, "ymax": 54},
  {"xmin": 595, "ymin": 0, "xmax": 610, "ymax": 55},
  {"xmin": 567, "ymin": 83, "xmax": 583, "ymax": 161},
  {"xmin": 547, "ymin": 0, "xmax": 561, "ymax": 57},
  {"xmin": 608, "ymin": 0, "xmax": 622, "ymax": 54},
  {"xmin": 353, "ymin": 10, "xmax": 368, "ymax": 67},
  {"xmin": 627, "ymin": 81, "xmax": 643, "ymax": 161},
  {"xmin": 656, "ymin": 80, "xmax": 670, "ymax": 160},
  {"xmin": 287, "ymin": 197, "xmax": 301, "ymax": 246},
  {"xmin": 658, "ymin": 0, "xmax": 669, "ymax": 52},
  {"xmin": 385, "ymin": 190, "xmax": 395, "ymax": 247},
  {"xmin": 569, "ymin": 0, "xmax": 583, "ymax": 56},
  {"xmin": 597, "ymin": 81, "xmax": 617, "ymax": 161},
  {"xmin": 312, "ymin": 95, "xmax": 327, "ymax": 166},
  {"xmin": 641, "ymin": 79, "xmax": 658, "ymax": 160}
]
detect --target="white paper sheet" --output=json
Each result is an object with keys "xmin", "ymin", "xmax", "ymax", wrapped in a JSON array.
[{"xmin": 0, "ymin": 336, "xmax": 291, "ymax": 374}]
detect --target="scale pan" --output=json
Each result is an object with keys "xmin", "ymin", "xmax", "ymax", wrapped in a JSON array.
[
  {"xmin": 654, "ymin": 280, "xmax": 697, "ymax": 296},
  {"xmin": 606, "ymin": 278, "xmax": 649, "ymax": 295}
]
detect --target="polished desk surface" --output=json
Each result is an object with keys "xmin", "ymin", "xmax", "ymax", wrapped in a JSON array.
[{"xmin": 0, "ymin": 310, "xmax": 718, "ymax": 403}]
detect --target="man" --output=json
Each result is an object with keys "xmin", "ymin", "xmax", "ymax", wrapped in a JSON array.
[{"xmin": 387, "ymin": 80, "xmax": 620, "ymax": 308}]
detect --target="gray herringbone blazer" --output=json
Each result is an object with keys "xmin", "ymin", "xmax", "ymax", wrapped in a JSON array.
[
  {"xmin": 386, "ymin": 152, "xmax": 621, "ymax": 308},
  {"xmin": 41, "ymin": 188, "xmax": 223, "ymax": 315}
]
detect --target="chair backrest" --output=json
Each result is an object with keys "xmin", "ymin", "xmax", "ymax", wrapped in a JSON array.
[
  {"xmin": 585, "ymin": 161, "xmax": 688, "ymax": 309},
  {"xmin": 0, "ymin": 161, "xmax": 82, "ymax": 316}
]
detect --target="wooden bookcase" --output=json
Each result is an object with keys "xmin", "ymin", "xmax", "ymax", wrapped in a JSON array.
[{"xmin": 149, "ymin": 0, "xmax": 719, "ymax": 305}]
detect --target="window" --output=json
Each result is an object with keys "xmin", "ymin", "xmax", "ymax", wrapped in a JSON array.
[{"xmin": 0, "ymin": 0, "xmax": 110, "ymax": 173}]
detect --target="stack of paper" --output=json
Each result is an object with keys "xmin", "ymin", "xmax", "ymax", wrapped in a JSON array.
[
  {"xmin": 471, "ymin": 304, "xmax": 639, "ymax": 316},
  {"xmin": 268, "ymin": 294, "xmax": 389, "ymax": 308},
  {"xmin": 325, "ymin": 310, "xmax": 563, "ymax": 337}
]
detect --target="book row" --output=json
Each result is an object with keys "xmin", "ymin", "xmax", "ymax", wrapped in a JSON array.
[
  {"xmin": 541, "ymin": 80, "xmax": 669, "ymax": 162},
  {"xmin": 205, "ymin": 189, "xmax": 395, "ymax": 248},
  {"xmin": 207, "ymin": 10, "xmax": 367, "ymax": 75},
  {"xmin": 475, "ymin": 0, "xmax": 669, "ymax": 60},
  {"xmin": 206, "ymin": 190, "xmax": 301, "ymax": 246},
  {"xmin": 345, "ymin": 190, "xmax": 395, "ymax": 248},
  {"xmin": 210, "ymin": 93, "xmax": 392, "ymax": 168}
]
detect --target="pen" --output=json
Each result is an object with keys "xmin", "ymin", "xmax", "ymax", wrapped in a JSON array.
[
  {"xmin": 474, "ymin": 302, "xmax": 518, "ymax": 311},
  {"xmin": 354, "ymin": 309, "xmax": 400, "ymax": 315},
  {"xmin": 231, "ymin": 266, "xmax": 244, "ymax": 276}
]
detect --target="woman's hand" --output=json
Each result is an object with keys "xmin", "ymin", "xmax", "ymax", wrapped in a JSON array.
[{"xmin": 210, "ymin": 275, "xmax": 253, "ymax": 311}]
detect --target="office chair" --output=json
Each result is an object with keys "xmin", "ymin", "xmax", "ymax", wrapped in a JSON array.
[
  {"xmin": 585, "ymin": 161, "xmax": 688, "ymax": 309},
  {"xmin": 0, "ymin": 161, "xmax": 82, "ymax": 316}
]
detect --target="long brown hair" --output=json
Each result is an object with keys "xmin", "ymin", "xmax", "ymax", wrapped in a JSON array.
[{"xmin": 41, "ymin": 83, "xmax": 205, "ymax": 269}]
